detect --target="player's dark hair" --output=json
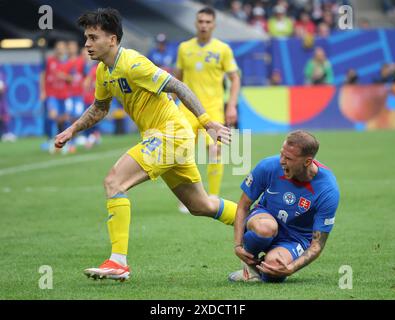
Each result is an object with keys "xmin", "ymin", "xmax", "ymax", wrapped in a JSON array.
[
  {"xmin": 77, "ymin": 8, "xmax": 123, "ymax": 44},
  {"xmin": 286, "ymin": 130, "xmax": 320, "ymax": 157},
  {"xmin": 197, "ymin": 6, "xmax": 216, "ymax": 19}
]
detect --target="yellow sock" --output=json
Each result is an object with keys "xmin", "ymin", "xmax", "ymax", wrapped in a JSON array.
[
  {"xmin": 214, "ymin": 198, "xmax": 237, "ymax": 225},
  {"xmin": 207, "ymin": 163, "xmax": 224, "ymax": 196},
  {"xmin": 107, "ymin": 196, "xmax": 131, "ymax": 255}
]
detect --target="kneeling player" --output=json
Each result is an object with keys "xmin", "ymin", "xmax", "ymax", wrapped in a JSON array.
[{"xmin": 229, "ymin": 130, "xmax": 339, "ymax": 283}]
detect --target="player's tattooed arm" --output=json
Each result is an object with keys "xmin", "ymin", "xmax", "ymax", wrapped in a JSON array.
[
  {"xmin": 72, "ymin": 97, "xmax": 112, "ymax": 133},
  {"xmin": 162, "ymin": 77, "xmax": 206, "ymax": 117},
  {"xmin": 290, "ymin": 231, "xmax": 329, "ymax": 272}
]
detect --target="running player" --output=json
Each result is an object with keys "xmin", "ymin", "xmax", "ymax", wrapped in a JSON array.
[{"xmin": 54, "ymin": 8, "xmax": 237, "ymax": 281}]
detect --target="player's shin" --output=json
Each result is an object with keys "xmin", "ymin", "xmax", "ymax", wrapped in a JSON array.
[
  {"xmin": 243, "ymin": 230, "xmax": 273, "ymax": 259},
  {"xmin": 207, "ymin": 163, "xmax": 224, "ymax": 196},
  {"xmin": 214, "ymin": 198, "xmax": 237, "ymax": 225},
  {"xmin": 106, "ymin": 193, "xmax": 131, "ymax": 261}
]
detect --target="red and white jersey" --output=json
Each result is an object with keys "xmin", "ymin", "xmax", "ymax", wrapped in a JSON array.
[
  {"xmin": 44, "ymin": 55, "xmax": 70, "ymax": 99},
  {"xmin": 64, "ymin": 55, "xmax": 85, "ymax": 97},
  {"xmin": 83, "ymin": 63, "xmax": 98, "ymax": 105}
]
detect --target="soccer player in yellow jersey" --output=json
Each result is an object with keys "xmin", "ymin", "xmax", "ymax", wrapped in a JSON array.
[
  {"xmin": 54, "ymin": 8, "xmax": 238, "ymax": 281},
  {"xmin": 175, "ymin": 7, "xmax": 241, "ymax": 211}
]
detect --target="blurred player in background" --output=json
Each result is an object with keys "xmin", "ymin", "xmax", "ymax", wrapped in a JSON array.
[
  {"xmin": 0, "ymin": 69, "xmax": 16, "ymax": 142},
  {"xmin": 54, "ymin": 8, "xmax": 238, "ymax": 281},
  {"xmin": 147, "ymin": 33, "xmax": 175, "ymax": 74},
  {"xmin": 40, "ymin": 40, "xmax": 71, "ymax": 153},
  {"xmin": 229, "ymin": 130, "xmax": 339, "ymax": 283},
  {"xmin": 81, "ymin": 47, "xmax": 101, "ymax": 149},
  {"xmin": 175, "ymin": 7, "xmax": 241, "ymax": 212}
]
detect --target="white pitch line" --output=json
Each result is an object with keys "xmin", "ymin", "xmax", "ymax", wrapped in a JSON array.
[{"xmin": 0, "ymin": 148, "xmax": 127, "ymax": 177}]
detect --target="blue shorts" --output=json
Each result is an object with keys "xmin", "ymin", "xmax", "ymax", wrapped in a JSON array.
[
  {"xmin": 245, "ymin": 207, "xmax": 309, "ymax": 283},
  {"xmin": 47, "ymin": 97, "xmax": 67, "ymax": 117},
  {"xmin": 65, "ymin": 96, "xmax": 84, "ymax": 118}
]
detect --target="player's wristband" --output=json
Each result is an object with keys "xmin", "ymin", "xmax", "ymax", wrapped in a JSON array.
[
  {"xmin": 234, "ymin": 244, "xmax": 243, "ymax": 249},
  {"xmin": 198, "ymin": 113, "xmax": 211, "ymax": 127}
]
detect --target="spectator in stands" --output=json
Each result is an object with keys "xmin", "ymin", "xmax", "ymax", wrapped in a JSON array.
[
  {"xmin": 374, "ymin": 63, "xmax": 395, "ymax": 83},
  {"xmin": 358, "ymin": 17, "xmax": 371, "ymax": 29},
  {"xmin": 289, "ymin": 0, "xmax": 312, "ymax": 19},
  {"xmin": 382, "ymin": 0, "xmax": 395, "ymax": 17},
  {"xmin": 147, "ymin": 33, "xmax": 175, "ymax": 74},
  {"xmin": 230, "ymin": 0, "xmax": 248, "ymax": 22},
  {"xmin": 267, "ymin": 5, "xmax": 294, "ymax": 38},
  {"xmin": 322, "ymin": 10, "xmax": 336, "ymax": 31},
  {"xmin": 317, "ymin": 22, "xmax": 331, "ymax": 38},
  {"xmin": 344, "ymin": 69, "xmax": 359, "ymax": 84},
  {"xmin": 243, "ymin": 2, "xmax": 253, "ymax": 21},
  {"xmin": 249, "ymin": 5, "xmax": 268, "ymax": 35},
  {"xmin": 295, "ymin": 11, "xmax": 316, "ymax": 38},
  {"xmin": 269, "ymin": 68, "xmax": 283, "ymax": 85},
  {"xmin": 304, "ymin": 47, "xmax": 334, "ymax": 85}
]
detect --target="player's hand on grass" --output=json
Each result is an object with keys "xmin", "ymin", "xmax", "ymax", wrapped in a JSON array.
[
  {"xmin": 235, "ymin": 246, "xmax": 258, "ymax": 265},
  {"xmin": 54, "ymin": 127, "xmax": 74, "ymax": 148},
  {"xmin": 256, "ymin": 254, "xmax": 294, "ymax": 277},
  {"xmin": 204, "ymin": 121, "xmax": 231, "ymax": 145}
]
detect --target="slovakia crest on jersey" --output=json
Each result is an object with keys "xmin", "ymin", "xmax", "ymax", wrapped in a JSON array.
[
  {"xmin": 283, "ymin": 192, "xmax": 296, "ymax": 205},
  {"xmin": 298, "ymin": 197, "xmax": 311, "ymax": 213},
  {"xmin": 245, "ymin": 173, "xmax": 253, "ymax": 187}
]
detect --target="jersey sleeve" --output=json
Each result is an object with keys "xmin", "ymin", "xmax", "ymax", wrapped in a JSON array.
[
  {"xmin": 222, "ymin": 45, "xmax": 238, "ymax": 73},
  {"xmin": 94, "ymin": 63, "xmax": 112, "ymax": 101},
  {"xmin": 130, "ymin": 55, "xmax": 171, "ymax": 95},
  {"xmin": 313, "ymin": 188, "xmax": 340, "ymax": 233},
  {"xmin": 240, "ymin": 159, "xmax": 271, "ymax": 203}
]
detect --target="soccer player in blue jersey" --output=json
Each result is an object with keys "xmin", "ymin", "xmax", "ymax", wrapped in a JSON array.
[{"xmin": 229, "ymin": 130, "xmax": 340, "ymax": 283}]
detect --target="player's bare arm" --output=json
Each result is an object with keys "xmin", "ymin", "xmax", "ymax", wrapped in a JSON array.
[
  {"xmin": 163, "ymin": 77, "xmax": 205, "ymax": 116},
  {"xmin": 54, "ymin": 97, "xmax": 111, "ymax": 148},
  {"xmin": 234, "ymin": 193, "xmax": 257, "ymax": 265},
  {"xmin": 163, "ymin": 77, "xmax": 231, "ymax": 144},
  {"xmin": 291, "ymin": 231, "xmax": 329, "ymax": 272},
  {"xmin": 73, "ymin": 97, "xmax": 111, "ymax": 132},
  {"xmin": 225, "ymin": 71, "xmax": 240, "ymax": 126},
  {"xmin": 257, "ymin": 231, "xmax": 329, "ymax": 277}
]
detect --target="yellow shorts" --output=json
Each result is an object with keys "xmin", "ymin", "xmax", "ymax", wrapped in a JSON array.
[
  {"xmin": 180, "ymin": 105, "xmax": 224, "ymax": 146},
  {"xmin": 127, "ymin": 132, "xmax": 201, "ymax": 189}
]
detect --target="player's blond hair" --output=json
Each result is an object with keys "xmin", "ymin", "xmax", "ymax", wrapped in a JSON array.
[{"xmin": 285, "ymin": 130, "xmax": 319, "ymax": 157}]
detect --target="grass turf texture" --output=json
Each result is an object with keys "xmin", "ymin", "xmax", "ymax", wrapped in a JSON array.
[{"xmin": 0, "ymin": 130, "xmax": 394, "ymax": 300}]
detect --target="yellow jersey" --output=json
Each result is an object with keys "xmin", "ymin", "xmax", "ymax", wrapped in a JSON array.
[
  {"xmin": 95, "ymin": 47, "xmax": 192, "ymax": 138},
  {"xmin": 176, "ymin": 37, "xmax": 238, "ymax": 113}
]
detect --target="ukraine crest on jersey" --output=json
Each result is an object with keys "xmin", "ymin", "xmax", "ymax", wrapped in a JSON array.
[{"xmin": 95, "ymin": 47, "xmax": 193, "ymax": 138}]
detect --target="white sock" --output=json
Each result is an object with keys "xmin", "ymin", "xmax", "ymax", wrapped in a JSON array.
[{"xmin": 110, "ymin": 253, "xmax": 127, "ymax": 266}]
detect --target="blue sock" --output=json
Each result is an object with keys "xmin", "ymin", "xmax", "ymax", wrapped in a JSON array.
[{"xmin": 243, "ymin": 230, "xmax": 274, "ymax": 258}]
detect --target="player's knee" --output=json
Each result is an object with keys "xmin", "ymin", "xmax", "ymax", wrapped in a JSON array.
[
  {"xmin": 104, "ymin": 172, "xmax": 122, "ymax": 198},
  {"xmin": 249, "ymin": 219, "xmax": 278, "ymax": 238}
]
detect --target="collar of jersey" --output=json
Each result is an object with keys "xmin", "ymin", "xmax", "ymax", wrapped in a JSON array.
[
  {"xmin": 108, "ymin": 46, "xmax": 123, "ymax": 74},
  {"xmin": 196, "ymin": 38, "xmax": 212, "ymax": 48}
]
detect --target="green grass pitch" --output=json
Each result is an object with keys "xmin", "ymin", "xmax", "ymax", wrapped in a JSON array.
[{"xmin": 0, "ymin": 130, "xmax": 394, "ymax": 299}]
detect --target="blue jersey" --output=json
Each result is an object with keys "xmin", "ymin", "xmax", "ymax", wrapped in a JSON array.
[{"xmin": 241, "ymin": 155, "xmax": 339, "ymax": 248}]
